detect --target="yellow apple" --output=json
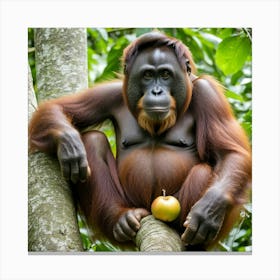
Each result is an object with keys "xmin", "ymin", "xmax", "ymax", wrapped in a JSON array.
[{"xmin": 151, "ymin": 189, "xmax": 181, "ymax": 222}]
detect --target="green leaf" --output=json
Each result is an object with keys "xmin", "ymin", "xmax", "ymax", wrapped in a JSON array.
[
  {"xmin": 92, "ymin": 240, "xmax": 120, "ymax": 252},
  {"xmin": 215, "ymin": 36, "xmax": 251, "ymax": 75},
  {"xmin": 225, "ymin": 90, "xmax": 244, "ymax": 102}
]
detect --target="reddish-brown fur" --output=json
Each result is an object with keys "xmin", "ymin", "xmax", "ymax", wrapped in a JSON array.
[{"xmin": 29, "ymin": 32, "xmax": 251, "ymax": 249}]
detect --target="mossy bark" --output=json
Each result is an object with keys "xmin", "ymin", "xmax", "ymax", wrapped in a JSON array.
[
  {"xmin": 34, "ymin": 28, "xmax": 88, "ymax": 102},
  {"xmin": 28, "ymin": 28, "xmax": 88, "ymax": 252}
]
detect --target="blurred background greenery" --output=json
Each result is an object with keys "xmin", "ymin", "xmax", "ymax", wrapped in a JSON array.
[{"xmin": 28, "ymin": 28, "xmax": 252, "ymax": 252}]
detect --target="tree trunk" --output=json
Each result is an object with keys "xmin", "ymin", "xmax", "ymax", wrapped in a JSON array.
[
  {"xmin": 135, "ymin": 215, "xmax": 184, "ymax": 252},
  {"xmin": 35, "ymin": 28, "xmax": 88, "ymax": 101},
  {"xmin": 28, "ymin": 28, "xmax": 88, "ymax": 252}
]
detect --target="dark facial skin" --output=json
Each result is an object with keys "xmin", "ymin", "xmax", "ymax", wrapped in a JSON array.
[{"xmin": 126, "ymin": 47, "xmax": 190, "ymax": 120}]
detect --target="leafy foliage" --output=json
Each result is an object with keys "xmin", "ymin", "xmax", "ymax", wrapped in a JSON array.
[
  {"xmin": 28, "ymin": 27, "xmax": 252, "ymax": 252},
  {"xmin": 216, "ymin": 35, "xmax": 251, "ymax": 75}
]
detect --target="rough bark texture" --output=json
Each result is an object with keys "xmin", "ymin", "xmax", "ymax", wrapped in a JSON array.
[
  {"xmin": 28, "ymin": 66, "xmax": 37, "ymax": 121},
  {"xmin": 34, "ymin": 28, "xmax": 88, "ymax": 102},
  {"xmin": 28, "ymin": 28, "xmax": 88, "ymax": 252},
  {"xmin": 135, "ymin": 215, "xmax": 184, "ymax": 252},
  {"xmin": 28, "ymin": 152, "xmax": 84, "ymax": 251}
]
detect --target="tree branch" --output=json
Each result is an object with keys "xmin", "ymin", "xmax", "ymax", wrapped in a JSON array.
[{"xmin": 135, "ymin": 215, "xmax": 184, "ymax": 252}]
